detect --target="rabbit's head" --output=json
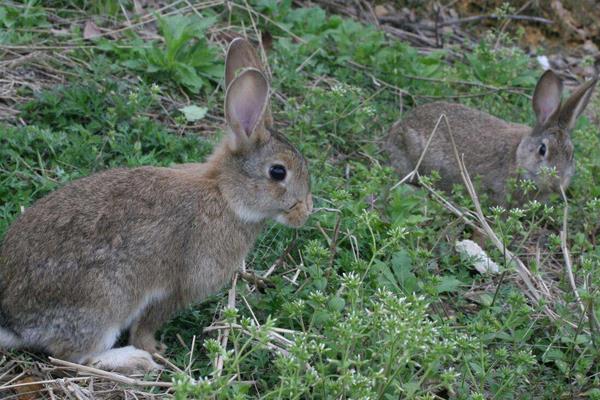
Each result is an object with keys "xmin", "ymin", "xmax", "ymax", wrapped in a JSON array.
[
  {"xmin": 212, "ymin": 38, "xmax": 312, "ymax": 228},
  {"xmin": 516, "ymin": 70, "xmax": 597, "ymax": 194}
]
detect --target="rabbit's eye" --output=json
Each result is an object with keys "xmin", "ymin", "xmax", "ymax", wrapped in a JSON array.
[
  {"xmin": 269, "ymin": 164, "xmax": 286, "ymax": 181},
  {"xmin": 538, "ymin": 143, "xmax": 546, "ymax": 157}
]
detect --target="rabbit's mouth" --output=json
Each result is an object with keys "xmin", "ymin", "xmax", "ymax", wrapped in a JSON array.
[
  {"xmin": 275, "ymin": 195, "xmax": 313, "ymax": 227},
  {"xmin": 520, "ymin": 169, "xmax": 536, "ymax": 182},
  {"xmin": 523, "ymin": 168, "xmax": 566, "ymax": 194}
]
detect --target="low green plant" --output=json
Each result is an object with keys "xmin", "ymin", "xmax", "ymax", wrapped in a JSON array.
[
  {"xmin": 118, "ymin": 13, "xmax": 223, "ymax": 93},
  {"xmin": 0, "ymin": 0, "xmax": 48, "ymax": 44}
]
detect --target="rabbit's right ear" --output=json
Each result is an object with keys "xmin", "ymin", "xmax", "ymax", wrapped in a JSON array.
[
  {"xmin": 532, "ymin": 70, "xmax": 563, "ymax": 126},
  {"xmin": 558, "ymin": 75, "xmax": 598, "ymax": 130},
  {"xmin": 225, "ymin": 68, "xmax": 270, "ymax": 149}
]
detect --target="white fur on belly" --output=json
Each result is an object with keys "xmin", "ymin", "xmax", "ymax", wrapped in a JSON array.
[
  {"xmin": 0, "ymin": 327, "xmax": 22, "ymax": 349},
  {"xmin": 123, "ymin": 289, "xmax": 167, "ymax": 330}
]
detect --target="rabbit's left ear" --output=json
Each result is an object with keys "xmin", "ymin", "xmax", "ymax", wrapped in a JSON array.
[
  {"xmin": 532, "ymin": 70, "xmax": 563, "ymax": 126},
  {"xmin": 558, "ymin": 76, "xmax": 598, "ymax": 130},
  {"xmin": 225, "ymin": 68, "xmax": 270, "ymax": 147},
  {"xmin": 225, "ymin": 38, "xmax": 273, "ymax": 128},
  {"xmin": 225, "ymin": 38, "xmax": 265, "ymax": 88}
]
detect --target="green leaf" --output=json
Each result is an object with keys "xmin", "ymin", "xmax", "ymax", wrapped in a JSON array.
[
  {"xmin": 121, "ymin": 59, "xmax": 144, "ymax": 70},
  {"xmin": 327, "ymin": 296, "xmax": 345, "ymax": 312},
  {"xmin": 96, "ymin": 38, "xmax": 116, "ymax": 51},
  {"xmin": 175, "ymin": 64, "xmax": 204, "ymax": 92},
  {"xmin": 391, "ymin": 250, "xmax": 418, "ymax": 293},
  {"xmin": 542, "ymin": 348, "xmax": 566, "ymax": 362},
  {"xmin": 191, "ymin": 15, "xmax": 217, "ymax": 35},
  {"xmin": 313, "ymin": 276, "xmax": 327, "ymax": 291},
  {"xmin": 436, "ymin": 276, "xmax": 462, "ymax": 294},
  {"xmin": 478, "ymin": 293, "xmax": 494, "ymax": 306},
  {"xmin": 179, "ymin": 105, "xmax": 208, "ymax": 122},
  {"xmin": 312, "ymin": 310, "xmax": 330, "ymax": 326}
]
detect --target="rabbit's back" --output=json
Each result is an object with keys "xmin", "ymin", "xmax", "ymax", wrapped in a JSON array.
[
  {"xmin": 2, "ymin": 167, "xmax": 191, "ymax": 285},
  {"xmin": 0, "ymin": 167, "xmax": 188, "ymax": 354},
  {"xmin": 387, "ymin": 102, "xmax": 528, "ymax": 202}
]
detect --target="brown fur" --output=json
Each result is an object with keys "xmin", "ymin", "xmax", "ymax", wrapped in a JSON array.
[
  {"xmin": 0, "ymin": 39, "xmax": 312, "ymax": 373},
  {"xmin": 386, "ymin": 70, "xmax": 598, "ymax": 205}
]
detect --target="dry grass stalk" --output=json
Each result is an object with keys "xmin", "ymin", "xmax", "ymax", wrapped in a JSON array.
[
  {"xmin": 559, "ymin": 186, "xmax": 585, "ymax": 314},
  {"xmin": 0, "ymin": 376, "xmax": 90, "ymax": 392},
  {"xmin": 49, "ymin": 358, "xmax": 173, "ymax": 389},
  {"xmin": 213, "ymin": 271, "xmax": 238, "ymax": 376},
  {"xmin": 391, "ymin": 113, "xmax": 448, "ymax": 190}
]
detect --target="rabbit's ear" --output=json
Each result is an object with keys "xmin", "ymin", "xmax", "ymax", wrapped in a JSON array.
[
  {"xmin": 558, "ymin": 76, "xmax": 598, "ymax": 130},
  {"xmin": 225, "ymin": 38, "xmax": 274, "ymax": 128},
  {"xmin": 225, "ymin": 68, "xmax": 270, "ymax": 146},
  {"xmin": 225, "ymin": 38, "xmax": 264, "ymax": 88},
  {"xmin": 533, "ymin": 70, "xmax": 563, "ymax": 126}
]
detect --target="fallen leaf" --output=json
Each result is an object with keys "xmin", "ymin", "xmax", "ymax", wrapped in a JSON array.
[
  {"xmin": 83, "ymin": 20, "xmax": 101, "ymax": 40},
  {"xmin": 455, "ymin": 239, "xmax": 500, "ymax": 274},
  {"xmin": 13, "ymin": 376, "xmax": 43, "ymax": 400},
  {"xmin": 179, "ymin": 105, "xmax": 208, "ymax": 122},
  {"xmin": 374, "ymin": 5, "xmax": 389, "ymax": 18}
]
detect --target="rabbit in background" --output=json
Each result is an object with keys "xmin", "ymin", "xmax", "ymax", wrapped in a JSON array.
[
  {"xmin": 0, "ymin": 38, "xmax": 312, "ymax": 374},
  {"xmin": 386, "ymin": 69, "xmax": 598, "ymax": 206}
]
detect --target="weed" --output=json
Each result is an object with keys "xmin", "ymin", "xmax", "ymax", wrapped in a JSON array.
[
  {"xmin": 118, "ymin": 13, "xmax": 223, "ymax": 93},
  {"xmin": 0, "ymin": 0, "xmax": 48, "ymax": 44}
]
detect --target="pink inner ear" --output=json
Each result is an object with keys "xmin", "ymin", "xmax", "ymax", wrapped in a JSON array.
[
  {"xmin": 534, "ymin": 91, "xmax": 562, "ymax": 125},
  {"xmin": 533, "ymin": 71, "xmax": 563, "ymax": 125},
  {"xmin": 235, "ymin": 102, "xmax": 261, "ymax": 136},
  {"xmin": 226, "ymin": 69, "xmax": 269, "ymax": 138},
  {"xmin": 539, "ymin": 102, "xmax": 558, "ymax": 123}
]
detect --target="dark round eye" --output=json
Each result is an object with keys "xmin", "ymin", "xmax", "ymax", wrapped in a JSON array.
[
  {"xmin": 269, "ymin": 164, "xmax": 286, "ymax": 181},
  {"xmin": 538, "ymin": 143, "xmax": 546, "ymax": 157}
]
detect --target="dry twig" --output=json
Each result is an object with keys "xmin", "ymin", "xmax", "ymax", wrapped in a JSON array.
[{"xmin": 49, "ymin": 358, "xmax": 173, "ymax": 388}]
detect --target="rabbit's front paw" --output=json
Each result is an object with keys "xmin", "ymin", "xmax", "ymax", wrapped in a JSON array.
[{"xmin": 88, "ymin": 346, "xmax": 162, "ymax": 375}]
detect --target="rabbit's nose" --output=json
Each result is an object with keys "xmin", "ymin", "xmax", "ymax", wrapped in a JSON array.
[{"xmin": 306, "ymin": 194, "xmax": 313, "ymax": 213}]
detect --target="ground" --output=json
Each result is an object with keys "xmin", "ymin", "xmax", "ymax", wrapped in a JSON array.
[{"xmin": 1, "ymin": 1, "xmax": 600, "ymax": 399}]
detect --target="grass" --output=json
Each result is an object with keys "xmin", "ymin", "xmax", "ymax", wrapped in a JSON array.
[{"xmin": 1, "ymin": 0, "xmax": 600, "ymax": 399}]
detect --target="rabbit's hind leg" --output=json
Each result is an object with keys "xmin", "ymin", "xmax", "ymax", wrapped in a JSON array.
[
  {"xmin": 41, "ymin": 318, "xmax": 161, "ymax": 374},
  {"xmin": 39, "ymin": 323, "xmax": 119, "ymax": 362},
  {"xmin": 129, "ymin": 295, "xmax": 178, "ymax": 355},
  {"xmin": 386, "ymin": 127, "xmax": 421, "ymax": 182},
  {"xmin": 0, "ymin": 326, "xmax": 22, "ymax": 349}
]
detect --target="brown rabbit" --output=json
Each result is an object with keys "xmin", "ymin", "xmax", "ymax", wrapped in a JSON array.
[
  {"xmin": 386, "ymin": 70, "xmax": 598, "ymax": 205},
  {"xmin": 0, "ymin": 38, "xmax": 312, "ymax": 374}
]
